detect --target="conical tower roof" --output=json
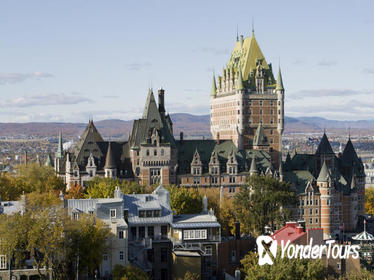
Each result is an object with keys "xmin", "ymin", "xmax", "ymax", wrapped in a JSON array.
[
  {"xmin": 316, "ymin": 133, "xmax": 334, "ymax": 154},
  {"xmin": 250, "ymin": 155, "xmax": 258, "ymax": 174},
  {"xmin": 45, "ymin": 154, "xmax": 53, "ymax": 167},
  {"xmin": 104, "ymin": 142, "xmax": 116, "ymax": 169},
  {"xmin": 342, "ymin": 138, "xmax": 359, "ymax": 165},
  {"xmin": 211, "ymin": 74, "xmax": 217, "ymax": 96},
  {"xmin": 276, "ymin": 67, "xmax": 284, "ymax": 91},
  {"xmin": 236, "ymin": 68, "xmax": 244, "ymax": 90},
  {"xmin": 253, "ymin": 122, "xmax": 268, "ymax": 146},
  {"xmin": 317, "ymin": 161, "xmax": 331, "ymax": 182}
]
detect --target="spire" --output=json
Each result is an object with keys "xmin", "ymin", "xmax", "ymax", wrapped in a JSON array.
[
  {"xmin": 253, "ymin": 122, "xmax": 268, "ymax": 146},
  {"xmin": 104, "ymin": 142, "xmax": 116, "ymax": 169},
  {"xmin": 211, "ymin": 73, "xmax": 217, "ymax": 97},
  {"xmin": 276, "ymin": 67, "xmax": 284, "ymax": 91},
  {"xmin": 236, "ymin": 25, "xmax": 239, "ymax": 42},
  {"xmin": 57, "ymin": 132, "xmax": 63, "ymax": 158},
  {"xmin": 317, "ymin": 161, "xmax": 331, "ymax": 182},
  {"xmin": 45, "ymin": 154, "xmax": 53, "ymax": 167},
  {"xmin": 250, "ymin": 155, "xmax": 258, "ymax": 175},
  {"xmin": 316, "ymin": 133, "xmax": 334, "ymax": 155},
  {"xmin": 236, "ymin": 68, "xmax": 244, "ymax": 91}
]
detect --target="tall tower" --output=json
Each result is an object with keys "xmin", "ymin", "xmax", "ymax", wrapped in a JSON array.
[{"xmin": 210, "ymin": 30, "xmax": 284, "ymax": 166}]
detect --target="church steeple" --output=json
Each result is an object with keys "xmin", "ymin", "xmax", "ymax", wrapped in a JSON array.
[{"xmin": 56, "ymin": 132, "xmax": 63, "ymax": 158}]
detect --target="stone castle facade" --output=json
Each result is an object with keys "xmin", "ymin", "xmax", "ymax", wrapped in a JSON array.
[
  {"xmin": 52, "ymin": 30, "xmax": 365, "ymax": 239},
  {"xmin": 210, "ymin": 31, "xmax": 284, "ymax": 167}
]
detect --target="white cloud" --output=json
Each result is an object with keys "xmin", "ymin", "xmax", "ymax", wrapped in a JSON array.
[
  {"xmin": 0, "ymin": 93, "xmax": 93, "ymax": 108},
  {"xmin": 0, "ymin": 72, "xmax": 53, "ymax": 85}
]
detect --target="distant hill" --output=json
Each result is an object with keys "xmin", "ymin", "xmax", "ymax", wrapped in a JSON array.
[{"xmin": 0, "ymin": 114, "xmax": 373, "ymax": 139}]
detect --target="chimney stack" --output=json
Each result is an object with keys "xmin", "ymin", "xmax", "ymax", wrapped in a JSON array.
[
  {"xmin": 203, "ymin": 194, "xmax": 208, "ymax": 213},
  {"xmin": 158, "ymin": 88, "xmax": 165, "ymax": 117}
]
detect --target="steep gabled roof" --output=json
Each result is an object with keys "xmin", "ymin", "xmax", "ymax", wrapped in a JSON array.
[
  {"xmin": 253, "ymin": 122, "xmax": 268, "ymax": 146},
  {"xmin": 226, "ymin": 32, "xmax": 275, "ymax": 85},
  {"xmin": 315, "ymin": 133, "xmax": 334, "ymax": 155},
  {"xmin": 317, "ymin": 161, "xmax": 331, "ymax": 182},
  {"xmin": 130, "ymin": 90, "xmax": 175, "ymax": 148},
  {"xmin": 342, "ymin": 139, "xmax": 360, "ymax": 166}
]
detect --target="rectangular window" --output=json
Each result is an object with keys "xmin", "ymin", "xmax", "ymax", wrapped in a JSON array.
[
  {"xmin": 231, "ymin": 250, "xmax": 237, "ymax": 262},
  {"xmin": 103, "ymin": 254, "xmax": 108, "ymax": 261},
  {"xmin": 161, "ymin": 225, "xmax": 168, "ymax": 238},
  {"xmin": 154, "ymin": 210, "xmax": 161, "ymax": 217},
  {"xmin": 139, "ymin": 210, "xmax": 145, "ymax": 217},
  {"xmin": 146, "ymin": 210, "xmax": 153, "ymax": 217},
  {"xmin": 148, "ymin": 226, "xmax": 154, "ymax": 238},
  {"xmin": 119, "ymin": 230, "xmax": 124, "ymax": 239},
  {"xmin": 139, "ymin": 226, "xmax": 145, "ymax": 239},
  {"xmin": 183, "ymin": 229, "xmax": 207, "ymax": 240},
  {"xmin": 205, "ymin": 245, "xmax": 212, "ymax": 256},
  {"xmin": 119, "ymin": 251, "xmax": 124, "ymax": 260},
  {"xmin": 310, "ymin": 209, "xmax": 313, "ymax": 215},
  {"xmin": 310, "ymin": 218, "xmax": 313, "ymax": 224},
  {"xmin": 161, "ymin": 248, "xmax": 168, "ymax": 263},
  {"xmin": 123, "ymin": 210, "xmax": 128, "ymax": 221},
  {"xmin": 131, "ymin": 227, "xmax": 137, "ymax": 240},
  {"xmin": 110, "ymin": 209, "xmax": 116, "ymax": 218}
]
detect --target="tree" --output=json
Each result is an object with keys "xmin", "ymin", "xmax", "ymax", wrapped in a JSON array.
[
  {"xmin": 366, "ymin": 187, "xmax": 374, "ymax": 215},
  {"xmin": 184, "ymin": 271, "xmax": 200, "ymax": 280},
  {"xmin": 198, "ymin": 188, "xmax": 236, "ymax": 235},
  {"xmin": 234, "ymin": 175, "xmax": 297, "ymax": 235},
  {"xmin": 112, "ymin": 264, "xmax": 149, "ymax": 280},
  {"xmin": 85, "ymin": 177, "xmax": 154, "ymax": 198},
  {"xmin": 241, "ymin": 251, "xmax": 325, "ymax": 280},
  {"xmin": 65, "ymin": 184, "xmax": 85, "ymax": 199},
  {"xmin": 0, "ymin": 173, "xmax": 20, "ymax": 201},
  {"xmin": 14, "ymin": 163, "xmax": 65, "ymax": 193},
  {"xmin": 0, "ymin": 192, "xmax": 111, "ymax": 280},
  {"xmin": 168, "ymin": 186, "xmax": 202, "ymax": 214}
]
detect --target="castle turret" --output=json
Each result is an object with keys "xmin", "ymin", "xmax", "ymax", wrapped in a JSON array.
[
  {"xmin": 104, "ymin": 142, "xmax": 117, "ymax": 179},
  {"xmin": 250, "ymin": 155, "xmax": 258, "ymax": 176}
]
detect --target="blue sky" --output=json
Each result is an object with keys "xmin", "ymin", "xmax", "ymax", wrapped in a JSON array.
[{"xmin": 1, "ymin": 0, "xmax": 374, "ymax": 122}]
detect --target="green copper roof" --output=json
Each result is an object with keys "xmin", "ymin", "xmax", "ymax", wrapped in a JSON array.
[
  {"xmin": 250, "ymin": 155, "xmax": 258, "ymax": 174},
  {"xmin": 236, "ymin": 68, "xmax": 244, "ymax": 90},
  {"xmin": 276, "ymin": 67, "xmax": 284, "ymax": 91},
  {"xmin": 227, "ymin": 33, "xmax": 270, "ymax": 82},
  {"xmin": 317, "ymin": 161, "xmax": 331, "ymax": 182},
  {"xmin": 45, "ymin": 153, "xmax": 53, "ymax": 167},
  {"xmin": 211, "ymin": 74, "xmax": 217, "ymax": 96},
  {"xmin": 253, "ymin": 122, "xmax": 268, "ymax": 146},
  {"xmin": 57, "ymin": 132, "xmax": 63, "ymax": 158},
  {"xmin": 315, "ymin": 133, "xmax": 334, "ymax": 154}
]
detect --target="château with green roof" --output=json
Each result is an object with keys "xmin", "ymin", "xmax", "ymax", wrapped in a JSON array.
[{"xmin": 210, "ymin": 30, "xmax": 284, "ymax": 168}]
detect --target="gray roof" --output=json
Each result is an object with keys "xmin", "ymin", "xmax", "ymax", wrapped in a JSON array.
[
  {"xmin": 172, "ymin": 213, "xmax": 221, "ymax": 229},
  {"xmin": 124, "ymin": 187, "xmax": 172, "ymax": 225},
  {"xmin": 0, "ymin": 201, "xmax": 21, "ymax": 215}
]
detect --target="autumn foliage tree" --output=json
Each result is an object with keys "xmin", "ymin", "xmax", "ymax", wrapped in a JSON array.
[
  {"xmin": 235, "ymin": 175, "xmax": 297, "ymax": 235},
  {"xmin": 366, "ymin": 187, "xmax": 374, "ymax": 215},
  {"xmin": 168, "ymin": 186, "xmax": 202, "ymax": 214}
]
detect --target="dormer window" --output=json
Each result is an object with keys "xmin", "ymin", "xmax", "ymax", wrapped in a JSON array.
[
  {"xmin": 139, "ymin": 210, "xmax": 145, "ymax": 217},
  {"xmin": 110, "ymin": 209, "xmax": 116, "ymax": 219},
  {"xmin": 146, "ymin": 210, "xmax": 152, "ymax": 217},
  {"xmin": 154, "ymin": 210, "xmax": 161, "ymax": 217}
]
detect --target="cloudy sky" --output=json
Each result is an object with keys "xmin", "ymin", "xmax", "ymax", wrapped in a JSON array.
[{"xmin": 1, "ymin": 0, "xmax": 374, "ymax": 122}]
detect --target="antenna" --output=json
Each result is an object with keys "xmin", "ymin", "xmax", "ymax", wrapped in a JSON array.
[
  {"xmin": 236, "ymin": 24, "xmax": 239, "ymax": 41},
  {"xmin": 251, "ymin": 18, "xmax": 255, "ymax": 34}
]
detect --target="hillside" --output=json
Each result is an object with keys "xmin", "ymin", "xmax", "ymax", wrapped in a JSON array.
[{"xmin": 0, "ymin": 114, "xmax": 374, "ymax": 140}]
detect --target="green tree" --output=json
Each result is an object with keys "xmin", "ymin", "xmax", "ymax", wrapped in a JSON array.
[
  {"xmin": 168, "ymin": 186, "xmax": 202, "ymax": 214},
  {"xmin": 0, "ymin": 173, "xmax": 20, "ymax": 201},
  {"xmin": 235, "ymin": 175, "xmax": 296, "ymax": 235},
  {"xmin": 117, "ymin": 264, "xmax": 149, "ymax": 280},
  {"xmin": 14, "ymin": 163, "xmax": 65, "ymax": 193},
  {"xmin": 241, "ymin": 251, "xmax": 325, "ymax": 280},
  {"xmin": 85, "ymin": 177, "xmax": 154, "ymax": 198}
]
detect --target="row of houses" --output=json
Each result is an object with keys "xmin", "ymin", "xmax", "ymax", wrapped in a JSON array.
[{"xmin": 0, "ymin": 186, "xmax": 253, "ymax": 280}]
